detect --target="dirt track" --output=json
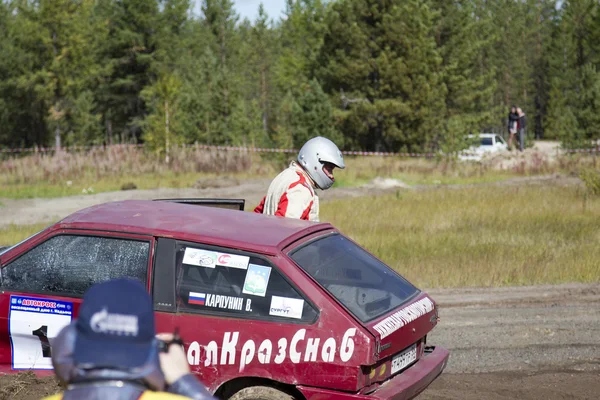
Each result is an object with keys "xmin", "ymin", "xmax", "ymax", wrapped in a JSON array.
[
  {"xmin": 1, "ymin": 283, "xmax": 598, "ymax": 399},
  {"xmin": 418, "ymin": 283, "xmax": 600, "ymax": 399}
]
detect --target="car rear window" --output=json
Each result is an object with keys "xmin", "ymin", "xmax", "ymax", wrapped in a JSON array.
[{"xmin": 289, "ymin": 234, "xmax": 419, "ymax": 323}]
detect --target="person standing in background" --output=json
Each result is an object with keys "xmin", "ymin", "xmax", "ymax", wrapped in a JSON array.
[
  {"xmin": 517, "ymin": 107, "xmax": 526, "ymax": 152},
  {"xmin": 507, "ymin": 106, "xmax": 519, "ymax": 150}
]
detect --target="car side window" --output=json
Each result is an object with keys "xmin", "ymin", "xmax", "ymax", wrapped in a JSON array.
[
  {"xmin": 0, "ymin": 235, "xmax": 150, "ymax": 297},
  {"xmin": 175, "ymin": 243, "xmax": 317, "ymax": 323}
]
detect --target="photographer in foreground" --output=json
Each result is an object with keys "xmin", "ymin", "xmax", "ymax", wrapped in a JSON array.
[{"xmin": 43, "ymin": 278, "xmax": 216, "ymax": 400}]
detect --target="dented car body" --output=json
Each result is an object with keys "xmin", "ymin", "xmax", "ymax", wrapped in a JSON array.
[{"xmin": 0, "ymin": 200, "xmax": 448, "ymax": 399}]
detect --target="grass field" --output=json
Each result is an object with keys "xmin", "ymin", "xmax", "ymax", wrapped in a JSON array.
[
  {"xmin": 2, "ymin": 184, "xmax": 598, "ymax": 288},
  {"xmin": 0, "ymin": 223, "xmax": 50, "ymax": 248},
  {"xmin": 321, "ymin": 184, "xmax": 600, "ymax": 288},
  {"xmin": 0, "ymin": 172, "xmax": 207, "ymax": 199}
]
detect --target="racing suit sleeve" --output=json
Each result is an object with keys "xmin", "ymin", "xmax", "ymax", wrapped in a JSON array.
[
  {"xmin": 167, "ymin": 373, "xmax": 217, "ymax": 400},
  {"xmin": 275, "ymin": 182, "xmax": 314, "ymax": 220},
  {"xmin": 253, "ymin": 196, "xmax": 266, "ymax": 214}
]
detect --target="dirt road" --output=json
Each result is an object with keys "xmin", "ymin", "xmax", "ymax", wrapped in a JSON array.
[
  {"xmin": 0, "ymin": 177, "xmax": 410, "ymax": 228},
  {"xmin": 0, "ymin": 173, "xmax": 582, "ymax": 228},
  {"xmin": 0, "ymin": 163, "xmax": 596, "ymax": 399},
  {"xmin": 418, "ymin": 283, "xmax": 600, "ymax": 399},
  {"xmin": 2, "ymin": 283, "xmax": 598, "ymax": 399}
]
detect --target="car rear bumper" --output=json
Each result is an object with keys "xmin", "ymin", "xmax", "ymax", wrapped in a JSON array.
[{"xmin": 297, "ymin": 346, "xmax": 449, "ymax": 400}]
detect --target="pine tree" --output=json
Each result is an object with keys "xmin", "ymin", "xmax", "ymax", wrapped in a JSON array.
[
  {"xmin": 242, "ymin": 4, "xmax": 276, "ymax": 139},
  {"xmin": 9, "ymin": 0, "xmax": 103, "ymax": 149},
  {"xmin": 155, "ymin": 0, "xmax": 191, "ymax": 68},
  {"xmin": 545, "ymin": 0, "xmax": 599, "ymax": 146},
  {"xmin": 431, "ymin": 0, "xmax": 498, "ymax": 154},
  {"xmin": 276, "ymin": 0, "xmax": 327, "ymax": 93},
  {"xmin": 545, "ymin": 78, "xmax": 580, "ymax": 146},
  {"xmin": 290, "ymin": 79, "xmax": 340, "ymax": 148},
  {"xmin": 96, "ymin": 0, "xmax": 161, "ymax": 144},
  {"xmin": 486, "ymin": 0, "xmax": 534, "ymax": 131},
  {"xmin": 576, "ymin": 63, "xmax": 600, "ymax": 144},
  {"xmin": 0, "ymin": 1, "xmax": 25, "ymax": 147},
  {"xmin": 528, "ymin": 0, "xmax": 558, "ymax": 139},
  {"xmin": 319, "ymin": 0, "xmax": 446, "ymax": 152},
  {"xmin": 201, "ymin": 0, "xmax": 241, "ymax": 144}
]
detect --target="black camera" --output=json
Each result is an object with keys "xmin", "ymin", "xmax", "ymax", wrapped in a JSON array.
[{"xmin": 157, "ymin": 328, "xmax": 184, "ymax": 353}]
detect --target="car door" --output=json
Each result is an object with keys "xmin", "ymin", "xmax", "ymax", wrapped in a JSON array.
[
  {"xmin": 152, "ymin": 238, "xmax": 371, "ymax": 394},
  {"xmin": 495, "ymin": 135, "xmax": 507, "ymax": 149},
  {"xmin": 0, "ymin": 230, "xmax": 154, "ymax": 373}
]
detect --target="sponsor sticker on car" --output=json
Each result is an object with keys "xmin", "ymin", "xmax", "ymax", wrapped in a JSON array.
[
  {"xmin": 216, "ymin": 253, "xmax": 249, "ymax": 269},
  {"xmin": 183, "ymin": 248, "xmax": 217, "ymax": 268},
  {"xmin": 183, "ymin": 248, "xmax": 250, "ymax": 270},
  {"xmin": 187, "ymin": 327, "xmax": 358, "ymax": 373},
  {"xmin": 269, "ymin": 296, "xmax": 304, "ymax": 319},
  {"xmin": 243, "ymin": 264, "xmax": 271, "ymax": 297},
  {"xmin": 9, "ymin": 295, "xmax": 73, "ymax": 370}
]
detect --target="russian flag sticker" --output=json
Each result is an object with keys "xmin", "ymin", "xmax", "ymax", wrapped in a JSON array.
[{"xmin": 189, "ymin": 292, "xmax": 206, "ymax": 306}]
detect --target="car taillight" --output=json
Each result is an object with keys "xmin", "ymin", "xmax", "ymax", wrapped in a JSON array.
[{"xmin": 363, "ymin": 360, "xmax": 389, "ymax": 387}]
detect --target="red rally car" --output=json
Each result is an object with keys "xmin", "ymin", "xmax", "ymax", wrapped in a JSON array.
[{"xmin": 0, "ymin": 199, "xmax": 449, "ymax": 400}]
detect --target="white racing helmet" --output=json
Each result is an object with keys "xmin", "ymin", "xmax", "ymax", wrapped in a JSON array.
[{"xmin": 297, "ymin": 136, "xmax": 345, "ymax": 190}]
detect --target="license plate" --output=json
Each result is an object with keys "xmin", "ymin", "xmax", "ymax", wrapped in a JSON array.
[{"xmin": 391, "ymin": 344, "xmax": 417, "ymax": 374}]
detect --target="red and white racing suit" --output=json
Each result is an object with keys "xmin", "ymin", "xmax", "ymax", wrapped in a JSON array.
[{"xmin": 254, "ymin": 161, "xmax": 319, "ymax": 221}]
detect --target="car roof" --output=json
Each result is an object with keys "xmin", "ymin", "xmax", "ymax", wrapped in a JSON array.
[
  {"xmin": 56, "ymin": 200, "xmax": 334, "ymax": 254},
  {"xmin": 467, "ymin": 133, "xmax": 496, "ymax": 138}
]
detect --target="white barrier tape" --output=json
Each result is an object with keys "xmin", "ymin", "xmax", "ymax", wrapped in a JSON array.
[
  {"xmin": 0, "ymin": 144, "xmax": 144, "ymax": 153},
  {"xmin": 565, "ymin": 147, "xmax": 600, "ymax": 153},
  {"xmin": 0, "ymin": 143, "xmax": 434, "ymax": 157},
  {"xmin": 2, "ymin": 143, "xmax": 599, "ymax": 156}
]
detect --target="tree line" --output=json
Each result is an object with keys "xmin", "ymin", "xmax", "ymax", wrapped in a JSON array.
[{"xmin": 1, "ymin": 0, "xmax": 599, "ymax": 155}]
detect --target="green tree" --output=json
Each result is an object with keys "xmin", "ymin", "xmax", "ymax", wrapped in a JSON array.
[
  {"xmin": 9, "ymin": 0, "xmax": 104, "ymax": 149},
  {"xmin": 141, "ymin": 73, "xmax": 183, "ymax": 162},
  {"xmin": 275, "ymin": 0, "xmax": 328, "ymax": 93},
  {"xmin": 248, "ymin": 4, "xmax": 275, "ymax": 136},
  {"xmin": 576, "ymin": 63, "xmax": 600, "ymax": 144},
  {"xmin": 319, "ymin": 0, "xmax": 446, "ymax": 152},
  {"xmin": 432, "ymin": 0, "xmax": 498, "ymax": 154},
  {"xmin": 201, "ymin": 0, "xmax": 241, "ymax": 143},
  {"xmin": 289, "ymin": 79, "xmax": 340, "ymax": 148},
  {"xmin": 96, "ymin": 0, "xmax": 161, "ymax": 144},
  {"xmin": 546, "ymin": 0, "xmax": 600, "ymax": 146}
]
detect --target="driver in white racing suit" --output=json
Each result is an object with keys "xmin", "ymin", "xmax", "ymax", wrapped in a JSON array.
[{"xmin": 254, "ymin": 136, "xmax": 345, "ymax": 222}]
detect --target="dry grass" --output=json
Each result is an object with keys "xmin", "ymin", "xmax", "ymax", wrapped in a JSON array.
[
  {"xmin": 2, "ymin": 184, "xmax": 599, "ymax": 288},
  {"xmin": 2, "ymin": 145, "xmax": 599, "ymax": 199},
  {"xmin": 1, "ymin": 146, "xmax": 255, "ymax": 183},
  {"xmin": 0, "ymin": 223, "xmax": 50, "ymax": 247},
  {"xmin": 0, "ymin": 146, "xmax": 274, "ymax": 199},
  {"xmin": 321, "ymin": 184, "xmax": 600, "ymax": 288}
]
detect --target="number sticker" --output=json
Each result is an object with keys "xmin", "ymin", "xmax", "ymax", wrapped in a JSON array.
[{"xmin": 9, "ymin": 295, "xmax": 73, "ymax": 370}]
